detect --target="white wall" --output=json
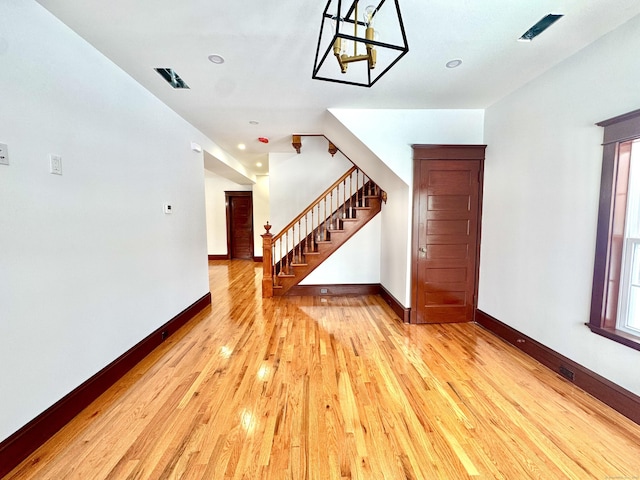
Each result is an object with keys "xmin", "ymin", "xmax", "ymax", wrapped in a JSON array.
[
  {"xmin": 0, "ymin": 0, "xmax": 213, "ymax": 441},
  {"xmin": 253, "ymin": 175, "xmax": 270, "ymax": 257},
  {"xmin": 481, "ymin": 14, "xmax": 640, "ymax": 395},
  {"xmin": 204, "ymin": 170, "xmax": 252, "ymax": 256},
  {"xmin": 328, "ymin": 109, "xmax": 485, "ymax": 185},
  {"xmin": 325, "ymin": 109, "xmax": 485, "ymax": 306}
]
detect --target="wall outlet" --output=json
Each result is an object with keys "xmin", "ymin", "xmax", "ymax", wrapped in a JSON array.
[
  {"xmin": 50, "ymin": 154, "xmax": 62, "ymax": 175},
  {"xmin": 0, "ymin": 143, "xmax": 8, "ymax": 165}
]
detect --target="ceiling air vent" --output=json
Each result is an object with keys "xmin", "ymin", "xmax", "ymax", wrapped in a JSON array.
[
  {"xmin": 519, "ymin": 14, "xmax": 564, "ymax": 42},
  {"xmin": 154, "ymin": 68, "xmax": 190, "ymax": 89}
]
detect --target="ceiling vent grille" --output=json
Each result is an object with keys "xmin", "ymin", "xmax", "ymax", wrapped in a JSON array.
[
  {"xmin": 519, "ymin": 14, "xmax": 564, "ymax": 42},
  {"xmin": 154, "ymin": 68, "xmax": 190, "ymax": 89}
]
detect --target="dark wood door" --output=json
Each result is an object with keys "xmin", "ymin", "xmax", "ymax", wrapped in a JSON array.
[
  {"xmin": 226, "ymin": 191, "xmax": 253, "ymax": 260},
  {"xmin": 411, "ymin": 146, "xmax": 485, "ymax": 324}
]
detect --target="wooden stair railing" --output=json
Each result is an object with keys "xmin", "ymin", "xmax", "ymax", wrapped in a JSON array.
[{"xmin": 262, "ymin": 166, "xmax": 385, "ymax": 297}]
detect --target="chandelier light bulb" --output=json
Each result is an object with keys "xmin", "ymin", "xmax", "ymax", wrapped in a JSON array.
[
  {"xmin": 363, "ymin": 5, "xmax": 376, "ymax": 27},
  {"xmin": 342, "ymin": 39, "xmax": 350, "ymax": 55},
  {"xmin": 330, "ymin": 15, "xmax": 347, "ymax": 57}
]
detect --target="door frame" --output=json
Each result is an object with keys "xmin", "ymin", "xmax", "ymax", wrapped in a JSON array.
[
  {"xmin": 410, "ymin": 145, "xmax": 486, "ymax": 324},
  {"xmin": 225, "ymin": 190, "xmax": 254, "ymax": 260}
]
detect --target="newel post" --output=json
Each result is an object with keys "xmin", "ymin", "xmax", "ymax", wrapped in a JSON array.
[{"xmin": 261, "ymin": 222, "xmax": 274, "ymax": 298}]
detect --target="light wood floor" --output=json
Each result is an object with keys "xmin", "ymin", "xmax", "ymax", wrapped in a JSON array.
[{"xmin": 6, "ymin": 260, "xmax": 640, "ymax": 479}]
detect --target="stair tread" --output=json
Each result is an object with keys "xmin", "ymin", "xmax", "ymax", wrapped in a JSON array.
[
  {"xmin": 278, "ymin": 273, "xmax": 295, "ymax": 278},
  {"xmin": 290, "ymin": 263, "xmax": 308, "ymax": 267},
  {"xmin": 303, "ymin": 251, "xmax": 320, "ymax": 255}
]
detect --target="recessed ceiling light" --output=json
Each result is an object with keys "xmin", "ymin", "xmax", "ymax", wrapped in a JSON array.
[
  {"xmin": 249, "ymin": 120, "xmax": 259, "ymax": 125},
  {"xmin": 446, "ymin": 59, "xmax": 462, "ymax": 69},
  {"xmin": 237, "ymin": 143, "xmax": 246, "ymax": 150},
  {"xmin": 256, "ymin": 162, "xmax": 263, "ymax": 167},
  {"xmin": 208, "ymin": 54, "xmax": 225, "ymax": 64}
]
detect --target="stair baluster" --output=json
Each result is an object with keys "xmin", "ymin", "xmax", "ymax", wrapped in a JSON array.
[
  {"xmin": 304, "ymin": 213, "xmax": 313, "ymax": 252},
  {"xmin": 342, "ymin": 178, "xmax": 346, "ymax": 219},
  {"xmin": 349, "ymin": 173, "xmax": 353, "ymax": 218},
  {"xmin": 323, "ymin": 197, "xmax": 327, "ymax": 241},
  {"xmin": 316, "ymin": 204, "xmax": 320, "ymax": 243},
  {"xmin": 297, "ymin": 220, "xmax": 302, "ymax": 263},
  {"xmin": 329, "ymin": 190, "xmax": 335, "ymax": 229}
]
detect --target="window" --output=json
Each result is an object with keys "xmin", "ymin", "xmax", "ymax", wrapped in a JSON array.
[
  {"xmin": 589, "ymin": 109, "xmax": 640, "ymax": 351},
  {"xmin": 618, "ymin": 142, "xmax": 640, "ymax": 335}
]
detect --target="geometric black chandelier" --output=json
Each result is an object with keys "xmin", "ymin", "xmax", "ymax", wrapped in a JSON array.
[{"xmin": 312, "ymin": 0, "xmax": 409, "ymax": 87}]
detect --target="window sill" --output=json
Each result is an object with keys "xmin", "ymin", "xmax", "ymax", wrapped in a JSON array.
[{"xmin": 587, "ymin": 324, "xmax": 640, "ymax": 352}]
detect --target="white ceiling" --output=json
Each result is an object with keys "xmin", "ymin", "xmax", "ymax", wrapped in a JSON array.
[{"xmin": 36, "ymin": 0, "xmax": 640, "ymax": 176}]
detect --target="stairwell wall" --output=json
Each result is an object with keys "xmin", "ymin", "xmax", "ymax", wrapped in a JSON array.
[{"xmin": 253, "ymin": 175, "xmax": 270, "ymax": 258}]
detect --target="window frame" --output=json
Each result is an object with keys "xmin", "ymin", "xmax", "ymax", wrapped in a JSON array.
[{"xmin": 588, "ymin": 108, "xmax": 640, "ymax": 351}]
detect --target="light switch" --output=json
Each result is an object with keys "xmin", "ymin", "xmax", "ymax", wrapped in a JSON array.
[
  {"xmin": 163, "ymin": 204, "xmax": 173, "ymax": 214},
  {"xmin": 0, "ymin": 143, "xmax": 8, "ymax": 166},
  {"xmin": 50, "ymin": 154, "xmax": 62, "ymax": 175}
]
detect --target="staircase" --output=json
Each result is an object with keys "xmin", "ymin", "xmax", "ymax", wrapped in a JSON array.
[{"xmin": 262, "ymin": 165, "xmax": 385, "ymax": 297}]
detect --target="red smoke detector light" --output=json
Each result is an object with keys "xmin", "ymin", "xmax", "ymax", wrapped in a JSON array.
[{"xmin": 258, "ymin": 137, "xmax": 269, "ymax": 144}]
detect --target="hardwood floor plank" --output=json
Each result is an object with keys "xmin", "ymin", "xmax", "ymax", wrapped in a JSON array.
[{"xmin": 6, "ymin": 259, "xmax": 640, "ymax": 479}]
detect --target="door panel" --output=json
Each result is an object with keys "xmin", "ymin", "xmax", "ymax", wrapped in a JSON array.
[
  {"xmin": 412, "ymin": 146, "xmax": 485, "ymax": 324},
  {"xmin": 425, "ymin": 244, "xmax": 469, "ymax": 260},
  {"xmin": 424, "ymin": 290, "xmax": 466, "ymax": 306},
  {"xmin": 427, "ymin": 195, "xmax": 470, "ymax": 211},
  {"xmin": 427, "ymin": 220, "xmax": 470, "ymax": 235}
]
